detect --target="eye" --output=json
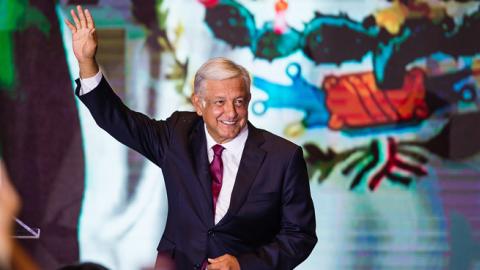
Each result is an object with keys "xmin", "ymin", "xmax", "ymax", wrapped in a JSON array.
[
  {"xmin": 214, "ymin": 100, "xmax": 225, "ymax": 106},
  {"xmin": 234, "ymin": 99, "xmax": 245, "ymax": 107}
]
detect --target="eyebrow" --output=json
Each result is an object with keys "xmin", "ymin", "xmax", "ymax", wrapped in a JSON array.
[{"xmin": 210, "ymin": 96, "xmax": 246, "ymax": 100}]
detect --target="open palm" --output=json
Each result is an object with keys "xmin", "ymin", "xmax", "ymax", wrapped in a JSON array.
[{"xmin": 64, "ymin": 6, "xmax": 97, "ymax": 63}]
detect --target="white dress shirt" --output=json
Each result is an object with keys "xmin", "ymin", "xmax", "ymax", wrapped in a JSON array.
[
  {"xmin": 204, "ymin": 125, "xmax": 248, "ymax": 224},
  {"xmin": 78, "ymin": 70, "xmax": 103, "ymax": 95},
  {"xmin": 79, "ymin": 72, "xmax": 249, "ymax": 224}
]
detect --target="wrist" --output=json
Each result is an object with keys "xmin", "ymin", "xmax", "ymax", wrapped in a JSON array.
[{"xmin": 79, "ymin": 59, "xmax": 99, "ymax": 78}]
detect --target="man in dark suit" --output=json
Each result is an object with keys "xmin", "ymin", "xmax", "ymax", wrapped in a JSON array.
[{"xmin": 65, "ymin": 6, "xmax": 316, "ymax": 270}]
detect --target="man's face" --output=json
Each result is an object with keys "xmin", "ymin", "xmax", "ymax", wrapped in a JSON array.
[{"xmin": 192, "ymin": 76, "xmax": 250, "ymax": 144}]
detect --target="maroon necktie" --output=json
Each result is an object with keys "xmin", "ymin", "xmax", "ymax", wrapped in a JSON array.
[
  {"xmin": 209, "ymin": 144, "xmax": 225, "ymax": 212},
  {"xmin": 203, "ymin": 145, "xmax": 224, "ymax": 270}
]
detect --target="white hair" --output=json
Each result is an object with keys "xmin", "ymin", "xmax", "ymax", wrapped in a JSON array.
[{"xmin": 193, "ymin": 57, "xmax": 251, "ymax": 96}]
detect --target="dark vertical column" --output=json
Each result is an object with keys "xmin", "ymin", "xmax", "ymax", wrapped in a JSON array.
[{"xmin": 0, "ymin": 0, "xmax": 84, "ymax": 268}]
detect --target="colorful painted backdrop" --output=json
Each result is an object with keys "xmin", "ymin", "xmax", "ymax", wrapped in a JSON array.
[{"xmin": 1, "ymin": 0, "xmax": 480, "ymax": 269}]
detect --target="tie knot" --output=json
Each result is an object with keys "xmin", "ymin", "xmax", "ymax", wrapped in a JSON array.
[{"xmin": 212, "ymin": 144, "xmax": 224, "ymax": 157}]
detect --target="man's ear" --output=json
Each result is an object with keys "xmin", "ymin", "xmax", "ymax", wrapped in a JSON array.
[{"xmin": 191, "ymin": 94, "xmax": 203, "ymax": 116}]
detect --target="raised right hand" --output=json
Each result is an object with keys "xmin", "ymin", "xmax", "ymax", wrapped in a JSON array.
[{"xmin": 64, "ymin": 6, "xmax": 99, "ymax": 77}]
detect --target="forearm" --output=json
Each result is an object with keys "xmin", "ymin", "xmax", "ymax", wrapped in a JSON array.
[
  {"xmin": 79, "ymin": 58, "xmax": 99, "ymax": 79},
  {"xmin": 237, "ymin": 228, "xmax": 317, "ymax": 269},
  {"xmin": 76, "ymin": 77, "xmax": 170, "ymax": 165}
]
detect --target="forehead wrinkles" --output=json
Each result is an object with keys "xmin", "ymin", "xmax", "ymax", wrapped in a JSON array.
[
  {"xmin": 204, "ymin": 80, "xmax": 247, "ymax": 98},
  {"xmin": 206, "ymin": 92, "xmax": 248, "ymax": 101}
]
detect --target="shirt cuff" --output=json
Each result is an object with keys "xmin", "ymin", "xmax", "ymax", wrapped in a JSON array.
[{"xmin": 79, "ymin": 70, "xmax": 103, "ymax": 95}]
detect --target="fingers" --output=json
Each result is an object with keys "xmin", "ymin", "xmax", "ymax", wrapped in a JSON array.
[
  {"xmin": 207, "ymin": 254, "xmax": 238, "ymax": 270},
  {"xmin": 208, "ymin": 256, "xmax": 226, "ymax": 264},
  {"xmin": 206, "ymin": 261, "xmax": 226, "ymax": 270},
  {"xmin": 77, "ymin": 5, "xmax": 87, "ymax": 29},
  {"xmin": 207, "ymin": 255, "xmax": 227, "ymax": 270},
  {"xmin": 85, "ymin": 8, "xmax": 95, "ymax": 29},
  {"xmin": 68, "ymin": 5, "xmax": 94, "ymax": 31},
  {"xmin": 64, "ymin": 18, "xmax": 76, "ymax": 33},
  {"xmin": 70, "ymin": 8, "xmax": 81, "ymax": 29},
  {"xmin": 89, "ymin": 28, "xmax": 96, "ymax": 38}
]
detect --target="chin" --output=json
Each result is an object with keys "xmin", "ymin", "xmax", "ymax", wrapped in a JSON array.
[
  {"xmin": 222, "ymin": 134, "xmax": 237, "ymax": 140},
  {"xmin": 220, "ymin": 132, "xmax": 239, "ymax": 141}
]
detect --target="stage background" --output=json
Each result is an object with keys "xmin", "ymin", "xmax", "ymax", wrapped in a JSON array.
[{"xmin": 1, "ymin": 0, "xmax": 480, "ymax": 269}]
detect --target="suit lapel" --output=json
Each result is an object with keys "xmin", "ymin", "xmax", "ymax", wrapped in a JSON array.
[
  {"xmin": 217, "ymin": 123, "xmax": 266, "ymax": 226},
  {"xmin": 189, "ymin": 120, "xmax": 214, "ymax": 227}
]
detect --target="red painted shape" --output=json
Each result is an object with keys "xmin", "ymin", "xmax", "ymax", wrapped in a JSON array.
[
  {"xmin": 368, "ymin": 138, "xmax": 427, "ymax": 191},
  {"xmin": 323, "ymin": 68, "xmax": 429, "ymax": 130},
  {"xmin": 369, "ymin": 138, "xmax": 397, "ymax": 191},
  {"xmin": 198, "ymin": 0, "xmax": 219, "ymax": 8},
  {"xmin": 275, "ymin": 0, "xmax": 288, "ymax": 12}
]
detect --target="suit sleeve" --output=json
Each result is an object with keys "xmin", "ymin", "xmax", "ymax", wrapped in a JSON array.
[
  {"xmin": 237, "ymin": 147, "xmax": 317, "ymax": 269},
  {"xmin": 75, "ymin": 76, "xmax": 175, "ymax": 167}
]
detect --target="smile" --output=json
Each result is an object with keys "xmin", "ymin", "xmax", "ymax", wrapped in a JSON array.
[{"xmin": 220, "ymin": 120, "xmax": 237, "ymax": 125}]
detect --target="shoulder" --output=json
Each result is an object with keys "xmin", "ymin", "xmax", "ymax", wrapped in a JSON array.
[
  {"xmin": 165, "ymin": 111, "xmax": 203, "ymax": 137},
  {"xmin": 168, "ymin": 111, "xmax": 201, "ymax": 125},
  {"xmin": 251, "ymin": 125, "xmax": 301, "ymax": 156}
]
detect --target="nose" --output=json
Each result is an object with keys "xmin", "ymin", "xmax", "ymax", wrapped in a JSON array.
[{"xmin": 224, "ymin": 101, "xmax": 238, "ymax": 118}]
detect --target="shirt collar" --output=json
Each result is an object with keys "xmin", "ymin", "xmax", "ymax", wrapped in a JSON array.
[{"xmin": 204, "ymin": 124, "xmax": 249, "ymax": 157}]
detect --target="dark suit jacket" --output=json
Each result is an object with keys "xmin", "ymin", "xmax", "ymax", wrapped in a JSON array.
[{"xmin": 76, "ymin": 77, "xmax": 317, "ymax": 269}]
